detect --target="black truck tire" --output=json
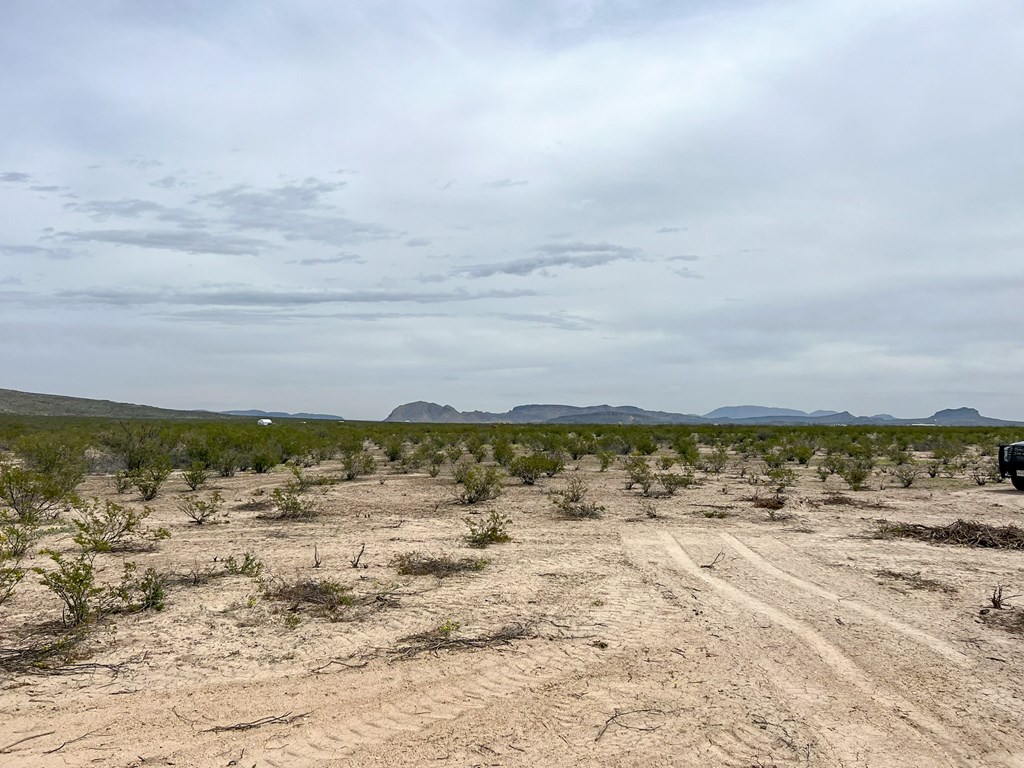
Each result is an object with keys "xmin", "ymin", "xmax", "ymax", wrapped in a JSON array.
[{"xmin": 1012, "ymin": 476, "xmax": 1024, "ymax": 491}]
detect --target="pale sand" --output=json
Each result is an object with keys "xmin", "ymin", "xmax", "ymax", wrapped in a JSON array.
[{"xmin": 3, "ymin": 457, "xmax": 1024, "ymax": 767}]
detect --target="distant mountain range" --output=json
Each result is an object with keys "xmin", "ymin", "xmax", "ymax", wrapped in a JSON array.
[
  {"xmin": 385, "ymin": 401, "xmax": 1023, "ymax": 427},
  {"xmin": 220, "ymin": 409, "xmax": 345, "ymax": 421},
  {"xmin": 1, "ymin": 387, "xmax": 1018, "ymax": 427}
]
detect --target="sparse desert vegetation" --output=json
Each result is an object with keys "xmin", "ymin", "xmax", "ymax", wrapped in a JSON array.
[{"xmin": 1, "ymin": 416, "xmax": 1024, "ymax": 765}]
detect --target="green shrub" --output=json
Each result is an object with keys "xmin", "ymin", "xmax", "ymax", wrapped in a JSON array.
[
  {"xmin": 0, "ymin": 527, "xmax": 25, "ymax": 609},
  {"xmin": 705, "ymin": 446, "xmax": 729, "ymax": 474},
  {"xmin": 551, "ymin": 476, "xmax": 604, "ymax": 519},
  {"xmin": 224, "ymin": 552, "xmax": 264, "ymax": 577},
  {"xmin": 457, "ymin": 466, "xmax": 504, "ymax": 504},
  {"xmin": 178, "ymin": 491, "xmax": 224, "ymax": 525},
  {"xmin": 181, "ymin": 462, "xmax": 209, "ymax": 491},
  {"xmin": 131, "ymin": 460, "xmax": 172, "ymax": 501},
  {"xmin": 271, "ymin": 486, "xmax": 317, "ymax": 520},
  {"xmin": 13, "ymin": 434, "xmax": 86, "ymax": 497},
  {"xmin": 0, "ymin": 520, "xmax": 36, "ymax": 558},
  {"xmin": 71, "ymin": 498, "xmax": 153, "ymax": 552},
  {"xmin": 839, "ymin": 458, "xmax": 873, "ymax": 491},
  {"xmin": 510, "ymin": 454, "xmax": 562, "ymax": 485},
  {"xmin": 491, "ymin": 440, "xmax": 515, "ymax": 467},
  {"xmin": 341, "ymin": 450, "xmax": 376, "ymax": 481},
  {"xmin": 623, "ymin": 456, "xmax": 653, "ymax": 493},
  {"xmin": 465, "ymin": 509, "xmax": 512, "ymax": 548},
  {"xmin": 658, "ymin": 471, "xmax": 697, "ymax": 496},
  {"xmin": 384, "ymin": 438, "xmax": 405, "ymax": 462},
  {"xmin": 597, "ymin": 451, "xmax": 614, "ymax": 472},
  {"xmin": 112, "ymin": 470, "xmax": 133, "ymax": 494},
  {"xmin": 34, "ymin": 551, "xmax": 105, "ymax": 626},
  {"xmin": 893, "ymin": 463, "xmax": 922, "ymax": 488},
  {"xmin": 112, "ymin": 562, "xmax": 167, "ymax": 612},
  {"xmin": 0, "ymin": 462, "xmax": 74, "ymax": 524}
]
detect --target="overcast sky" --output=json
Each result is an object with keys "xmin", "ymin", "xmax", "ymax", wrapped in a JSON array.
[{"xmin": 2, "ymin": 1, "xmax": 1022, "ymax": 420}]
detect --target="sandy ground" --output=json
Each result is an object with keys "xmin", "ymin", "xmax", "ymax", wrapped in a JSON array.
[{"xmin": 3, "ymin": 456, "xmax": 1024, "ymax": 767}]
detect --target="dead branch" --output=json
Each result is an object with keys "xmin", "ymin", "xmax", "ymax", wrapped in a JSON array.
[
  {"xmin": 42, "ymin": 725, "xmax": 108, "ymax": 755},
  {"xmin": 595, "ymin": 708, "xmax": 666, "ymax": 741},
  {"xmin": 350, "ymin": 543, "xmax": 366, "ymax": 568},
  {"xmin": 0, "ymin": 731, "xmax": 56, "ymax": 754},
  {"xmin": 310, "ymin": 657, "xmax": 370, "ymax": 674},
  {"xmin": 700, "ymin": 551, "xmax": 725, "ymax": 569},
  {"xmin": 201, "ymin": 711, "xmax": 311, "ymax": 733}
]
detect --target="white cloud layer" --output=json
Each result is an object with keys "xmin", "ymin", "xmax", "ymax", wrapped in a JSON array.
[{"xmin": 1, "ymin": 0, "xmax": 1022, "ymax": 419}]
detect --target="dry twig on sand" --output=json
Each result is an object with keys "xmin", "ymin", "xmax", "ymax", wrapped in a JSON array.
[{"xmin": 201, "ymin": 711, "xmax": 311, "ymax": 733}]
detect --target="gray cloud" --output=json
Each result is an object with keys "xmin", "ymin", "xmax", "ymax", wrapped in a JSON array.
[
  {"xmin": 672, "ymin": 267, "xmax": 704, "ymax": 279},
  {"xmin": 149, "ymin": 175, "xmax": 186, "ymax": 189},
  {"xmin": 56, "ymin": 286, "xmax": 537, "ymax": 307},
  {"xmin": 198, "ymin": 178, "xmax": 396, "ymax": 246},
  {"xmin": 0, "ymin": 244, "xmax": 83, "ymax": 260},
  {"xmin": 487, "ymin": 178, "xmax": 528, "ymax": 188},
  {"xmin": 404, "ymin": 237, "xmax": 431, "ymax": 247},
  {"xmin": 294, "ymin": 253, "xmax": 365, "ymax": 266},
  {"xmin": 69, "ymin": 198, "xmax": 207, "ymax": 228},
  {"xmin": 453, "ymin": 241, "xmax": 642, "ymax": 278},
  {"xmin": 0, "ymin": 1, "xmax": 1021, "ymax": 419},
  {"xmin": 60, "ymin": 229, "xmax": 268, "ymax": 256}
]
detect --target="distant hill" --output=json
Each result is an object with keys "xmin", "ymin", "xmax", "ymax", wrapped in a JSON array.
[
  {"xmin": 0, "ymin": 388, "xmax": 231, "ymax": 420},
  {"xmin": 221, "ymin": 409, "xmax": 345, "ymax": 421},
  {"xmin": 703, "ymin": 405, "xmax": 837, "ymax": 420},
  {"xmin": 385, "ymin": 400, "xmax": 1023, "ymax": 426}
]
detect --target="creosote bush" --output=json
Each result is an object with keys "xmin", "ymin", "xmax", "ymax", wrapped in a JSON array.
[
  {"xmin": 0, "ymin": 462, "xmax": 75, "ymax": 524},
  {"xmin": 179, "ymin": 491, "xmax": 225, "ymax": 525},
  {"xmin": 551, "ymin": 476, "xmax": 604, "ymax": 519},
  {"xmin": 181, "ymin": 462, "xmax": 209, "ymax": 491},
  {"xmin": 509, "ymin": 453, "xmax": 564, "ymax": 485},
  {"xmin": 131, "ymin": 461, "xmax": 172, "ymax": 501},
  {"xmin": 341, "ymin": 450, "xmax": 376, "ymax": 481},
  {"xmin": 0, "ymin": 526, "xmax": 26, "ymax": 609},
  {"xmin": 71, "ymin": 498, "xmax": 163, "ymax": 552},
  {"xmin": 271, "ymin": 486, "xmax": 318, "ymax": 520},
  {"xmin": 893, "ymin": 463, "xmax": 922, "ymax": 488},
  {"xmin": 465, "ymin": 509, "xmax": 512, "ymax": 548},
  {"xmin": 224, "ymin": 552, "xmax": 264, "ymax": 577},
  {"xmin": 34, "ymin": 551, "xmax": 104, "ymax": 626},
  {"xmin": 456, "ymin": 466, "xmax": 504, "ymax": 504}
]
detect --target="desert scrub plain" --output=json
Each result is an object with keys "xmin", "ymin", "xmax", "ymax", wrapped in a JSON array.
[{"xmin": 1, "ymin": 419, "xmax": 1024, "ymax": 767}]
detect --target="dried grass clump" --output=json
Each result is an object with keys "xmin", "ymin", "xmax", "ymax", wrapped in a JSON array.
[
  {"xmin": 875, "ymin": 569, "xmax": 957, "ymax": 593},
  {"xmin": 263, "ymin": 577, "xmax": 352, "ymax": 616},
  {"xmin": 874, "ymin": 519, "xmax": 1024, "ymax": 549},
  {"xmin": 391, "ymin": 552, "xmax": 487, "ymax": 578}
]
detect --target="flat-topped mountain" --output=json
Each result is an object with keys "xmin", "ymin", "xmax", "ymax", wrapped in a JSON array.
[{"xmin": 221, "ymin": 409, "xmax": 345, "ymax": 421}]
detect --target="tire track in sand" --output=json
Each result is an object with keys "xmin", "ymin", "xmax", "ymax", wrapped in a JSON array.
[
  {"xmin": 719, "ymin": 532, "xmax": 970, "ymax": 667},
  {"xmin": 661, "ymin": 531, "xmax": 973, "ymax": 768}
]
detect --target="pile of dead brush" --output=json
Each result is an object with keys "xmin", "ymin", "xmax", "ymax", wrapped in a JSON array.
[
  {"xmin": 874, "ymin": 519, "xmax": 1024, "ymax": 549},
  {"xmin": 388, "ymin": 622, "xmax": 534, "ymax": 660},
  {"xmin": 391, "ymin": 551, "xmax": 487, "ymax": 578}
]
